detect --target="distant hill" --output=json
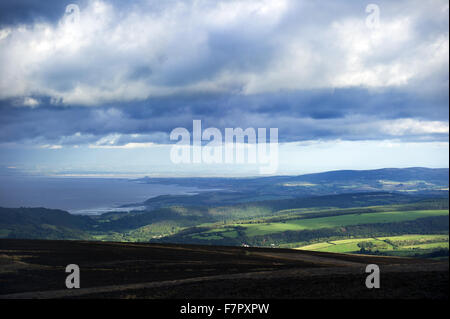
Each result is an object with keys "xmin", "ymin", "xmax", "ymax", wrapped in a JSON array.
[
  {"xmin": 135, "ymin": 167, "xmax": 449, "ymax": 186},
  {"xmin": 291, "ymin": 167, "xmax": 449, "ymax": 184},
  {"xmin": 134, "ymin": 167, "xmax": 449, "ymax": 208}
]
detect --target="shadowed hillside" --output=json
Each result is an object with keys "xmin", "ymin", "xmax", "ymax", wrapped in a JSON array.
[{"xmin": 0, "ymin": 239, "xmax": 447, "ymax": 299}]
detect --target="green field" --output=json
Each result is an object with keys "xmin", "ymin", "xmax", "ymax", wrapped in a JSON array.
[
  {"xmin": 173, "ymin": 207, "xmax": 449, "ymax": 252},
  {"xmin": 238, "ymin": 210, "xmax": 448, "ymax": 237},
  {"xmin": 296, "ymin": 234, "xmax": 449, "ymax": 257},
  {"xmin": 297, "ymin": 238, "xmax": 392, "ymax": 253}
]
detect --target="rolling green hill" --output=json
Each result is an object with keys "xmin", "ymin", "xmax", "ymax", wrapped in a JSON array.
[{"xmin": 0, "ymin": 207, "xmax": 94, "ymax": 240}]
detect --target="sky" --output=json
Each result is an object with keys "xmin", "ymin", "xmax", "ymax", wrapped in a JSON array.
[{"xmin": 0, "ymin": 0, "xmax": 448, "ymax": 177}]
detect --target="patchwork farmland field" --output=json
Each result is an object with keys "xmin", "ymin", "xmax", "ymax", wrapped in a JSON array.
[
  {"xmin": 296, "ymin": 234, "xmax": 449, "ymax": 257},
  {"xmin": 238, "ymin": 210, "xmax": 449, "ymax": 237}
]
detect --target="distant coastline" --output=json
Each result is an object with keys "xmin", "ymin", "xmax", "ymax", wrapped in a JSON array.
[{"xmin": 0, "ymin": 176, "xmax": 204, "ymax": 215}]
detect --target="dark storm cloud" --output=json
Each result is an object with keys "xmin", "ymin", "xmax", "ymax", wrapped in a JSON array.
[
  {"xmin": 0, "ymin": 0, "xmax": 75, "ymax": 27},
  {"xmin": 0, "ymin": 86, "xmax": 448, "ymax": 146},
  {"xmin": 0, "ymin": 0, "xmax": 448, "ymax": 146},
  {"xmin": 0, "ymin": 0, "xmax": 159, "ymax": 27}
]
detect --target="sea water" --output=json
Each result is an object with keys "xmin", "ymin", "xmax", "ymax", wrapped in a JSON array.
[{"xmin": 0, "ymin": 176, "xmax": 202, "ymax": 215}]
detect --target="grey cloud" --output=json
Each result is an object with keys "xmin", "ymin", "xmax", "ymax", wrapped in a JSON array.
[
  {"xmin": 0, "ymin": 0, "xmax": 448, "ymax": 146},
  {"xmin": 0, "ymin": 85, "xmax": 448, "ymax": 146}
]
